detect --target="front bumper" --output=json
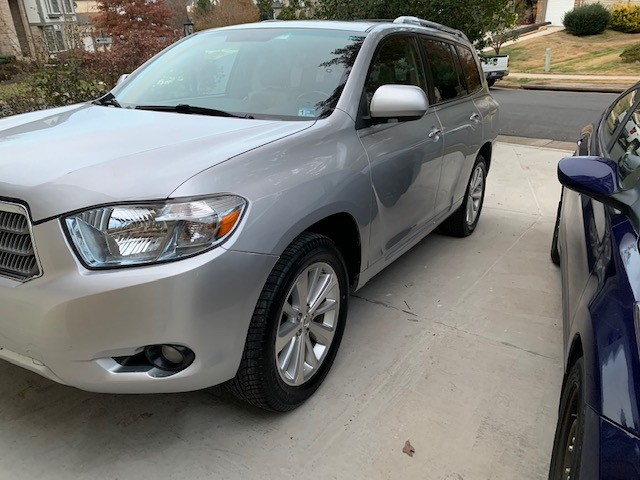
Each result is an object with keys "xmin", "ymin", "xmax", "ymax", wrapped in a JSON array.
[
  {"xmin": 0, "ymin": 219, "xmax": 278, "ymax": 393},
  {"xmin": 581, "ymin": 405, "xmax": 640, "ymax": 479}
]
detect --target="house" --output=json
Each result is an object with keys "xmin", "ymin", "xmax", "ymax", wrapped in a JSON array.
[
  {"xmin": 0, "ymin": 0, "xmax": 78, "ymax": 58},
  {"xmin": 534, "ymin": 0, "xmax": 640, "ymax": 26}
]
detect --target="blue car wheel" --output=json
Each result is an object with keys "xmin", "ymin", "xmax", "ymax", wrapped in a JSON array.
[{"xmin": 549, "ymin": 357, "xmax": 585, "ymax": 480}]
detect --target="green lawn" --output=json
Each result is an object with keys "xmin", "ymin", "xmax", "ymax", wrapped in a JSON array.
[{"xmin": 501, "ymin": 29, "xmax": 640, "ymax": 75}]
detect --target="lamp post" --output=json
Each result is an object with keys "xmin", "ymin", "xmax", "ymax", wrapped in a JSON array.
[
  {"xmin": 272, "ymin": 0, "xmax": 282, "ymax": 19},
  {"xmin": 183, "ymin": 17, "xmax": 194, "ymax": 36}
]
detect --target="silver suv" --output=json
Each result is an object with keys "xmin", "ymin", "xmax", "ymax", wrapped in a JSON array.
[{"xmin": 0, "ymin": 17, "xmax": 498, "ymax": 411}]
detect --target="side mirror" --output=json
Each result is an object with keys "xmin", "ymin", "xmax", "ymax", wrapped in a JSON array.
[
  {"xmin": 116, "ymin": 74, "xmax": 129, "ymax": 86},
  {"xmin": 558, "ymin": 155, "xmax": 637, "ymax": 213},
  {"xmin": 370, "ymin": 85, "xmax": 428, "ymax": 120}
]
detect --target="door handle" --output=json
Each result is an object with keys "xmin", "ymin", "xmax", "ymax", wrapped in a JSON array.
[
  {"xmin": 470, "ymin": 113, "xmax": 481, "ymax": 123},
  {"xmin": 428, "ymin": 127, "xmax": 442, "ymax": 140}
]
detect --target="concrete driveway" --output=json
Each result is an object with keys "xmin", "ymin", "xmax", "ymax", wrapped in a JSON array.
[{"xmin": 0, "ymin": 141, "xmax": 569, "ymax": 480}]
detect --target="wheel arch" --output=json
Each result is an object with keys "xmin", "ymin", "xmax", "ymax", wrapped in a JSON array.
[
  {"xmin": 479, "ymin": 141, "xmax": 492, "ymax": 172},
  {"xmin": 566, "ymin": 334, "xmax": 584, "ymax": 373},
  {"xmin": 305, "ymin": 213, "xmax": 362, "ymax": 291}
]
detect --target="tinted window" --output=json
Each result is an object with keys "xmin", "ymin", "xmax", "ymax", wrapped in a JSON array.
[
  {"xmin": 364, "ymin": 36, "xmax": 427, "ymax": 109},
  {"xmin": 420, "ymin": 38, "xmax": 466, "ymax": 103},
  {"xmin": 456, "ymin": 45, "xmax": 482, "ymax": 94},
  {"xmin": 608, "ymin": 91, "xmax": 640, "ymax": 189}
]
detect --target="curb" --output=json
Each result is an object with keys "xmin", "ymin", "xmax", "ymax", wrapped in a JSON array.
[
  {"xmin": 521, "ymin": 82, "xmax": 628, "ymax": 94},
  {"xmin": 497, "ymin": 135, "xmax": 576, "ymax": 151},
  {"xmin": 493, "ymin": 81, "xmax": 629, "ymax": 94}
]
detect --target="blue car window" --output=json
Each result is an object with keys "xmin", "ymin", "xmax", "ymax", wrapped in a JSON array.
[{"xmin": 607, "ymin": 90, "xmax": 640, "ymax": 189}]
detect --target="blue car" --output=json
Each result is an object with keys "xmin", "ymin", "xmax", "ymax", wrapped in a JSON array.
[{"xmin": 549, "ymin": 83, "xmax": 640, "ymax": 479}]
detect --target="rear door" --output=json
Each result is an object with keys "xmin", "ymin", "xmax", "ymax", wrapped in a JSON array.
[
  {"xmin": 419, "ymin": 37, "xmax": 483, "ymax": 217},
  {"xmin": 357, "ymin": 34, "xmax": 444, "ymax": 265}
]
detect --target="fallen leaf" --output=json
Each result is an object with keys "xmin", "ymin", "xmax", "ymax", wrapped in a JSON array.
[{"xmin": 402, "ymin": 440, "xmax": 415, "ymax": 457}]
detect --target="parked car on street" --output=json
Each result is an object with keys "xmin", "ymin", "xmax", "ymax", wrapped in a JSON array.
[
  {"xmin": 480, "ymin": 53, "xmax": 509, "ymax": 87},
  {"xmin": 0, "ymin": 17, "xmax": 498, "ymax": 411},
  {"xmin": 550, "ymin": 82, "xmax": 640, "ymax": 477}
]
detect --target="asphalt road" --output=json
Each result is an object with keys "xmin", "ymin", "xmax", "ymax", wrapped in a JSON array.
[{"xmin": 492, "ymin": 88, "xmax": 618, "ymax": 142}]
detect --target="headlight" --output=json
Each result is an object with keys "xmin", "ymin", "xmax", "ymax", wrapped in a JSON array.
[{"xmin": 64, "ymin": 195, "xmax": 246, "ymax": 268}]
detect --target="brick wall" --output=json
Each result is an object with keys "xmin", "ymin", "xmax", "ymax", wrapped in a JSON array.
[{"xmin": 0, "ymin": 0, "xmax": 22, "ymax": 56}]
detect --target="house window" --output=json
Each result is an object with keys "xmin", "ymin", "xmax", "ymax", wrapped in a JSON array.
[
  {"xmin": 62, "ymin": 0, "xmax": 73, "ymax": 12},
  {"xmin": 43, "ymin": 26, "xmax": 66, "ymax": 52},
  {"xmin": 49, "ymin": 0, "xmax": 61, "ymax": 13}
]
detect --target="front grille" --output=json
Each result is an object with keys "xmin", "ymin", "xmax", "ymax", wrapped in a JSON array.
[{"xmin": 0, "ymin": 203, "xmax": 41, "ymax": 282}]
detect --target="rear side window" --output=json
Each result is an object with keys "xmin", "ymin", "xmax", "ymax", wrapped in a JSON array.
[
  {"xmin": 364, "ymin": 36, "xmax": 427, "ymax": 109},
  {"xmin": 420, "ymin": 37, "xmax": 465, "ymax": 103},
  {"xmin": 456, "ymin": 45, "xmax": 482, "ymax": 94}
]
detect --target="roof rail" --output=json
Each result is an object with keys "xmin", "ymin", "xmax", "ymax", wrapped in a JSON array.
[{"xmin": 393, "ymin": 16, "xmax": 469, "ymax": 42}]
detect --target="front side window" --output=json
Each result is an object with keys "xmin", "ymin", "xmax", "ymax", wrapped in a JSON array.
[
  {"xmin": 607, "ymin": 90, "xmax": 640, "ymax": 189},
  {"xmin": 420, "ymin": 38, "xmax": 466, "ymax": 103},
  {"xmin": 363, "ymin": 35, "xmax": 427, "ymax": 111},
  {"xmin": 114, "ymin": 29, "xmax": 365, "ymax": 120},
  {"xmin": 456, "ymin": 45, "xmax": 482, "ymax": 94}
]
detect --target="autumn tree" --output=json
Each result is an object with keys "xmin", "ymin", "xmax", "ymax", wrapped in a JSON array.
[
  {"xmin": 213, "ymin": 0, "xmax": 260, "ymax": 27},
  {"xmin": 89, "ymin": 0, "xmax": 179, "ymax": 86},
  {"xmin": 193, "ymin": 0, "xmax": 259, "ymax": 30}
]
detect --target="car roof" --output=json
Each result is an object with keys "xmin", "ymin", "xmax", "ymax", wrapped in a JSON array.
[
  {"xmin": 219, "ymin": 20, "xmax": 379, "ymax": 33},
  {"xmin": 217, "ymin": 18, "xmax": 468, "ymax": 41}
]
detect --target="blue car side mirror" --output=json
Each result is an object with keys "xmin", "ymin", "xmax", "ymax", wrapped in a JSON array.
[
  {"xmin": 558, "ymin": 156, "xmax": 618, "ymax": 197},
  {"xmin": 558, "ymin": 156, "xmax": 638, "ymax": 214}
]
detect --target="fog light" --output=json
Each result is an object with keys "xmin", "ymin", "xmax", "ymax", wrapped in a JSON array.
[{"xmin": 145, "ymin": 344, "xmax": 195, "ymax": 372}]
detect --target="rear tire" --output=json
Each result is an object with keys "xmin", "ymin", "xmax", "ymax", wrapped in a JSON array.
[
  {"xmin": 440, "ymin": 155, "xmax": 487, "ymax": 237},
  {"xmin": 225, "ymin": 232, "xmax": 349, "ymax": 411},
  {"xmin": 549, "ymin": 358, "xmax": 585, "ymax": 480},
  {"xmin": 487, "ymin": 79, "xmax": 496, "ymax": 87}
]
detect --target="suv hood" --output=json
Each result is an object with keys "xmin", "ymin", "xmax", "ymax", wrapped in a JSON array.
[{"xmin": 0, "ymin": 104, "xmax": 313, "ymax": 221}]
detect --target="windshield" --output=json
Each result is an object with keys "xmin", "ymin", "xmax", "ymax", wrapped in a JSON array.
[{"xmin": 114, "ymin": 28, "xmax": 366, "ymax": 120}]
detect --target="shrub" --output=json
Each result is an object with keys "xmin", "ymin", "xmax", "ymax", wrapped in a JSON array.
[
  {"xmin": 27, "ymin": 51, "xmax": 110, "ymax": 108},
  {"xmin": 621, "ymin": 42, "xmax": 640, "ymax": 63},
  {"xmin": 0, "ymin": 82, "xmax": 44, "ymax": 119},
  {"xmin": 563, "ymin": 3, "xmax": 611, "ymax": 36},
  {"xmin": 611, "ymin": 3, "xmax": 640, "ymax": 33}
]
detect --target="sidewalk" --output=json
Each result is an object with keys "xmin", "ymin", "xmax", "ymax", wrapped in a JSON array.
[{"xmin": 498, "ymin": 25, "xmax": 565, "ymax": 49}]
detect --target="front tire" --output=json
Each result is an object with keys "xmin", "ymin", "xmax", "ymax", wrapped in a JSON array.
[
  {"xmin": 225, "ymin": 232, "xmax": 349, "ymax": 411},
  {"xmin": 549, "ymin": 358, "xmax": 586, "ymax": 480},
  {"xmin": 440, "ymin": 155, "xmax": 487, "ymax": 237}
]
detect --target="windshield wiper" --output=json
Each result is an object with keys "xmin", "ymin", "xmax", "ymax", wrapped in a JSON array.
[
  {"xmin": 93, "ymin": 92, "xmax": 122, "ymax": 108},
  {"xmin": 134, "ymin": 104, "xmax": 253, "ymax": 119}
]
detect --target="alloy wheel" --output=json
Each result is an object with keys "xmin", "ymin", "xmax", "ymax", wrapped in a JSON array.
[
  {"xmin": 275, "ymin": 262, "xmax": 341, "ymax": 386},
  {"xmin": 465, "ymin": 164, "xmax": 485, "ymax": 226}
]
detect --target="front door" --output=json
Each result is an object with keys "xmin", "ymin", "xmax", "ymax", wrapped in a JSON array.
[{"xmin": 357, "ymin": 35, "xmax": 443, "ymax": 266}]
